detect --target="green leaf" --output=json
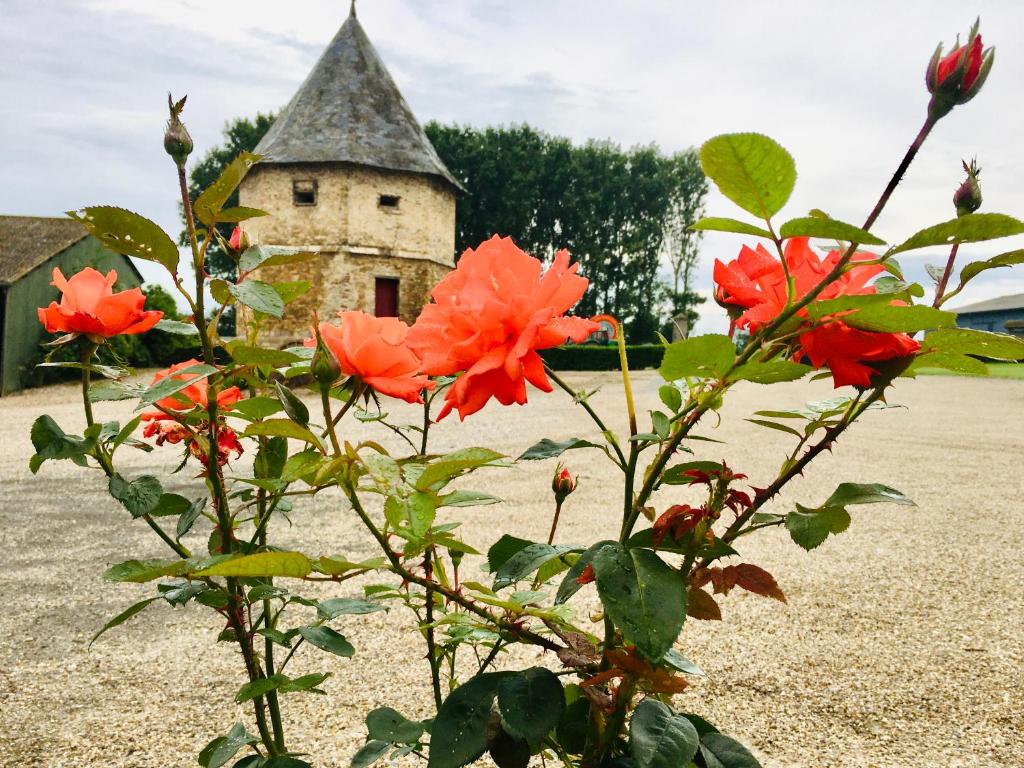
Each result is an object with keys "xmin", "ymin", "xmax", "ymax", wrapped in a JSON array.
[
  {"xmin": 365, "ymin": 706, "xmax": 424, "ymax": 743},
  {"xmin": 824, "ymin": 482, "xmax": 914, "ymax": 508},
  {"xmin": 555, "ymin": 540, "xmax": 615, "ymax": 604},
  {"xmin": 90, "ymin": 596, "xmax": 160, "ymax": 645},
  {"xmin": 272, "ymin": 280, "xmax": 311, "ymax": 306},
  {"xmin": 228, "ymin": 342, "xmax": 303, "ymax": 368},
  {"xmin": 516, "ymin": 437, "xmax": 602, "ymax": 461},
  {"xmin": 238, "ymin": 244, "xmax": 318, "ymax": 273},
  {"xmin": 214, "ymin": 205, "xmax": 268, "ymax": 223},
  {"xmin": 29, "ymin": 415, "xmax": 94, "ymax": 473},
  {"xmin": 778, "ymin": 216, "xmax": 885, "ymax": 245},
  {"xmin": 108, "ymin": 473, "xmax": 163, "ymax": 518},
  {"xmin": 840, "ymin": 304, "xmax": 956, "ymax": 333},
  {"xmin": 66, "ymin": 206, "xmax": 180, "ymax": 273},
  {"xmin": 428, "ymin": 673, "xmax": 510, "ymax": 768},
  {"xmin": 663, "ymin": 648, "xmax": 705, "ymax": 676},
  {"xmin": 592, "ymin": 544, "xmax": 686, "ymax": 662},
  {"xmin": 193, "ymin": 551, "xmax": 312, "ymax": 578},
  {"xmin": 689, "ymin": 217, "xmax": 772, "ymax": 239},
  {"xmin": 229, "ymin": 279, "xmax": 285, "ymax": 318},
  {"xmin": 957, "ymin": 249, "xmax": 1024, "ymax": 286},
  {"xmin": 103, "ymin": 558, "xmax": 185, "ymax": 583},
  {"xmin": 745, "ymin": 418, "xmax": 804, "ymax": 438},
  {"xmin": 923, "ymin": 328, "xmax": 1024, "ymax": 361},
  {"xmin": 493, "ymin": 543, "xmax": 579, "ymax": 589},
  {"xmin": 629, "ymin": 698, "xmax": 700, "ymax": 768},
  {"xmin": 660, "ymin": 460, "xmax": 728, "ymax": 485},
  {"xmin": 149, "ymin": 492, "xmax": 192, "ymax": 517},
  {"xmin": 316, "ymin": 598, "xmax": 387, "ymax": 619},
  {"xmin": 438, "ymin": 490, "xmax": 502, "ymax": 508},
  {"xmin": 415, "ymin": 448, "xmax": 504, "ymax": 491},
  {"xmin": 785, "ymin": 505, "xmax": 851, "ymax": 551},
  {"xmin": 892, "ymin": 213, "xmax": 1024, "ymax": 254},
  {"xmin": 699, "ymin": 133, "xmax": 796, "ymax": 220},
  {"xmin": 154, "ymin": 318, "xmax": 199, "ymax": 335},
  {"xmin": 659, "ymin": 335, "xmax": 736, "ymax": 381},
  {"xmin": 496, "ymin": 667, "xmax": 565, "ymax": 744},
  {"xmin": 727, "ymin": 360, "xmax": 810, "ymax": 384},
  {"xmin": 198, "ymin": 723, "xmax": 258, "ymax": 768},
  {"xmin": 350, "ymin": 740, "xmax": 390, "ymax": 768},
  {"xmin": 138, "ymin": 362, "xmax": 217, "ymax": 406},
  {"xmin": 236, "ymin": 672, "xmax": 329, "ymax": 703},
  {"xmin": 298, "ymin": 625, "xmax": 355, "ymax": 658},
  {"xmin": 699, "ymin": 732, "xmax": 763, "ymax": 768},
  {"xmin": 194, "ymin": 151, "xmax": 260, "ymax": 225},
  {"xmin": 487, "ymin": 535, "xmax": 534, "ymax": 573},
  {"xmin": 230, "ymin": 396, "xmax": 284, "ymax": 420},
  {"xmin": 243, "ymin": 419, "xmax": 323, "ymax": 448},
  {"xmin": 275, "ymin": 381, "xmax": 310, "ymax": 426},
  {"xmin": 176, "ymin": 498, "xmax": 204, "ymax": 539},
  {"xmin": 659, "ymin": 384, "xmax": 682, "ymax": 412},
  {"xmin": 906, "ymin": 351, "xmax": 989, "ymax": 376}
]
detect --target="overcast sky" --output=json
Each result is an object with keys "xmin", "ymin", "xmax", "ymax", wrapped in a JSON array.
[{"xmin": 3, "ymin": 0, "xmax": 1023, "ymax": 333}]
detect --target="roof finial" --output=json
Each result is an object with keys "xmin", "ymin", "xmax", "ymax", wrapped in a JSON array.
[{"xmin": 349, "ymin": 0, "xmax": 356, "ymax": 17}]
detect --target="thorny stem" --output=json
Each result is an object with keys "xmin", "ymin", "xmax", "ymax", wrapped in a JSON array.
[
  {"xmin": 324, "ymin": 380, "xmax": 366, "ymax": 436},
  {"xmin": 341, "ymin": 484, "xmax": 559, "ymax": 652},
  {"xmin": 177, "ymin": 164, "xmax": 277, "ymax": 756},
  {"xmin": 546, "ymin": 499, "xmax": 564, "ymax": 546},
  {"xmin": 423, "ymin": 549, "xmax": 444, "ymax": 712},
  {"xmin": 933, "ymin": 242, "xmax": 960, "ymax": 307}
]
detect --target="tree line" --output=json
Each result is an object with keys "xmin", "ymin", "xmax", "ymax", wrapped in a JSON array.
[{"xmin": 188, "ymin": 118, "xmax": 707, "ymax": 341}]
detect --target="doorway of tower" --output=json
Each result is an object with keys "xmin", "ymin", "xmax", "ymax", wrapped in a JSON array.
[{"xmin": 374, "ymin": 277, "xmax": 399, "ymax": 317}]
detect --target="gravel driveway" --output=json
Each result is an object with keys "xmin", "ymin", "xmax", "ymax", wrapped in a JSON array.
[{"xmin": 1, "ymin": 372, "xmax": 1021, "ymax": 768}]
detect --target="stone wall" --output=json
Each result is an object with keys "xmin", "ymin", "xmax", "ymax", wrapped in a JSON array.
[{"xmin": 237, "ymin": 161, "xmax": 456, "ymax": 344}]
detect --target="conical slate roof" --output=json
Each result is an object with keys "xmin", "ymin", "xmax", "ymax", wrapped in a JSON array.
[{"xmin": 255, "ymin": 8, "xmax": 460, "ymax": 191}]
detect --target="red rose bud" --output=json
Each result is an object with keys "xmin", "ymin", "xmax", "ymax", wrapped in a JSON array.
[
  {"xmin": 953, "ymin": 158, "xmax": 982, "ymax": 217},
  {"xmin": 164, "ymin": 93, "xmax": 193, "ymax": 168},
  {"xmin": 229, "ymin": 226, "xmax": 242, "ymax": 251},
  {"xmin": 552, "ymin": 464, "xmax": 576, "ymax": 502},
  {"xmin": 926, "ymin": 20, "xmax": 994, "ymax": 121}
]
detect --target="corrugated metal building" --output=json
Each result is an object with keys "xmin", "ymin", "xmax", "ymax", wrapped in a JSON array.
[
  {"xmin": 954, "ymin": 293, "xmax": 1024, "ymax": 338},
  {"xmin": 0, "ymin": 215, "xmax": 143, "ymax": 394}
]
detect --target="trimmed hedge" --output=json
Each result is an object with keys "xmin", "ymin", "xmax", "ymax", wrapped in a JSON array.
[{"xmin": 539, "ymin": 344, "xmax": 664, "ymax": 371}]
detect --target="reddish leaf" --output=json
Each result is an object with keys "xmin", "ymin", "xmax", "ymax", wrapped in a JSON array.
[
  {"xmin": 732, "ymin": 563, "xmax": 787, "ymax": 603},
  {"xmin": 686, "ymin": 587, "xmax": 722, "ymax": 620}
]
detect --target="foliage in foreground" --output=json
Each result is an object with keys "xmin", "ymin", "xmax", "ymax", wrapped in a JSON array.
[{"xmin": 28, "ymin": 20, "xmax": 1024, "ymax": 768}]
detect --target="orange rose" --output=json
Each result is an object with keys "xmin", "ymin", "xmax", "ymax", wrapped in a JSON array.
[
  {"xmin": 407, "ymin": 236, "xmax": 599, "ymax": 420},
  {"xmin": 140, "ymin": 359, "xmax": 243, "ymax": 420},
  {"xmin": 37, "ymin": 267, "xmax": 163, "ymax": 337},
  {"xmin": 304, "ymin": 311, "xmax": 432, "ymax": 404},
  {"xmin": 713, "ymin": 237, "xmax": 920, "ymax": 388}
]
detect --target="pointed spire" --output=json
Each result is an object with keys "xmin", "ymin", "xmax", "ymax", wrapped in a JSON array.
[
  {"xmin": 349, "ymin": 0, "xmax": 356, "ymax": 18},
  {"xmin": 254, "ymin": 11, "xmax": 461, "ymax": 191}
]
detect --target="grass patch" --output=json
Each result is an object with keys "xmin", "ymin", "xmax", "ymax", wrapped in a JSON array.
[{"xmin": 915, "ymin": 363, "xmax": 1024, "ymax": 380}]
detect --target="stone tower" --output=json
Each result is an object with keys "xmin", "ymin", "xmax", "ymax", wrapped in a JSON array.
[{"xmin": 239, "ymin": 6, "xmax": 460, "ymax": 344}]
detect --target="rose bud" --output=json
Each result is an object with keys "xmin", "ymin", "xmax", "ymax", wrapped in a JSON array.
[
  {"xmin": 164, "ymin": 93, "xmax": 193, "ymax": 168},
  {"xmin": 953, "ymin": 158, "xmax": 982, "ymax": 217},
  {"xmin": 552, "ymin": 463, "xmax": 577, "ymax": 504},
  {"xmin": 310, "ymin": 320, "xmax": 342, "ymax": 388},
  {"xmin": 926, "ymin": 19, "xmax": 994, "ymax": 121},
  {"xmin": 228, "ymin": 226, "xmax": 250, "ymax": 252}
]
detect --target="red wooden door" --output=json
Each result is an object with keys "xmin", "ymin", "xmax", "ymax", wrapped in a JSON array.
[{"xmin": 374, "ymin": 277, "xmax": 399, "ymax": 317}]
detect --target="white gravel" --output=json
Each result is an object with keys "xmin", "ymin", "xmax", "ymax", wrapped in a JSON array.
[{"xmin": 0, "ymin": 372, "xmax": 1022, "ymax": 768}]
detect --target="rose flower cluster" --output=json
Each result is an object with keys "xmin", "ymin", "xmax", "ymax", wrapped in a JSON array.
[{"xmin": 714, "ymin": 237, "xmax": 920, "ymax": 387}]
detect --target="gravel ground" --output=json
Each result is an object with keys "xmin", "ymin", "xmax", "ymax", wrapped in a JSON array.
[{"xmin": 1, "ymin": 372, "xmax": 1022, "ymax": 768}]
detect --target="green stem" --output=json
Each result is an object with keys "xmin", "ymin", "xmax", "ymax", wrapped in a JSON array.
[
  {"xmin": 423, "ymin": 549, "xmax": 444, "ymax": 713},
  {"xmin": 177, "ymin": 162, "xmax": 277, "ymax": 756},
  {"xmin": 321, "ymin": 387, "xmax": 342, "ymax": 455}
]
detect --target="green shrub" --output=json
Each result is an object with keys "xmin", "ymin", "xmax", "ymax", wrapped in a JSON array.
[{"xmin": 538, "ymin": 344, "xmax": 664, "ymax": 371}]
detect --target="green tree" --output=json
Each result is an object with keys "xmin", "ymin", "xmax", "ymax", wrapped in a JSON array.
[{"xmin": 661, "ymin": 150, "xmax": 708, "ymax": 336}]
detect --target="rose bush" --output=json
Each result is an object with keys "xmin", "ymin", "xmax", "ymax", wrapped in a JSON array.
[{"xmin": 27, "ymin": 19, "xmax": 1024, "ymax": 768}]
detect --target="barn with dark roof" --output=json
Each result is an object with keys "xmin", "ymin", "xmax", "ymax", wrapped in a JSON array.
[
  {"xmin": 238, "ymin": 4, "xmax": 460, "ymax": 343},
  {"xmin": 0, "ymin": 215, "xmax": 143, "ymax": 394}
]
